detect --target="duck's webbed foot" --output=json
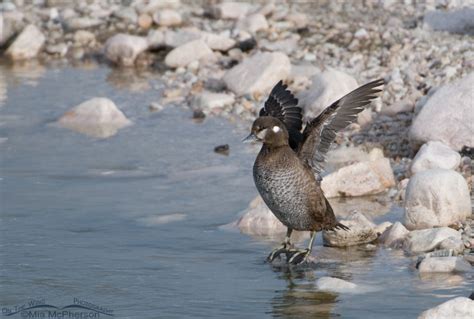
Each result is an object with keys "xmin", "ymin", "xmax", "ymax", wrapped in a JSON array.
[
  {"xmin": 267, "ymin": 228, "xmax": 293, "ymax": 262},
  {"xmin": 286, "ymin": 248, "xmax": 310, "ymax": 265}
]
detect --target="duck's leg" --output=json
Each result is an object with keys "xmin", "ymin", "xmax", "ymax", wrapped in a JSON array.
[
  {"xmin": 267, "ymin": 228, "xmax": 293, "ymax": 262},
  {"xmin": 287, "ymin": 231, "xmax": 317, "ymax": 265}
]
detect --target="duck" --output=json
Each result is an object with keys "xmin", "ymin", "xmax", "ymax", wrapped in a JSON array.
[{"xmin": 244, "ymin": 79, "xmax": 384, "ymax": 264}]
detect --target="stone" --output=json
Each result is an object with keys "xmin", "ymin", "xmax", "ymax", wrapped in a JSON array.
[
  {"xmin": 45, "ymin": 43, "xmax": 68, "ymax": 56},
  {"xmin": 260, "ymin": 36, "xmax": 299, "ymax": 55},
  {"xmin": 410, "ymin": 141, "xmax": 461, "ymax": 175},
  {"xmin": 418, "ymin": 257, "xmax": 473, "ymax": 273},
  {"xmin": 164, "ymin": 40, "xmax": 213, "ymax": 68},
  {"xmin": 378, "ymin": 222, "xmax": 409, "ymax": 248},
  {"xmin": 321, "ymin": 158, "xmax": 396, "ymax": 198},
  {"xmin": 137, "ymin": 13, "xmax": 153, "ymax": 29},
  {"xmin": 322, "ymin": 211, "xmax": 377, "ymax": 247},
  {"xmin": 104, "ymin": 34, "xmax": 148, "ymax": 67},
  {"xmin": 410, "ymin": 72, "xmax": 474, "ymax": 151},
  {"xmin": 57, "ymin": 98, "xmax": 132, "ymax": 139},
  {"xmin": 403, "ymin": 169, "xmax": 471, "ymax": 230},
  {"xmin": 73, "ymin": 30, "xmax": 96, "ymax": 46},
  {"xmin": 0, "ymin": 11, "xmax": 24, "ymax": 47},
  {"xmin": 315, "ymin": 277, "xmax": 357, "ymax": 293},
  {"xmin": 374, "ymin": 221, "xmax": 393, "ymax": 235},
  {"xmin": 381, "ymin": 98, "xmax": 415, "ymax": 116},
  {"xmin": 418, "ymin": 297, "xmax": 474, "ymax": 319},
  {"xmin": 403, "ymin": 227, "xmax": 461, "ymax": 254},
  {"xmin": 200, "ymin": 32, "xmax": 236, "ymax": 52},
  {"xmin": 65, "ymin": 17, "xmax": 104, "ymax": 30},
  {"xmin": 298, "ymin": 68, "xmax": 358, "ymax": 119},
  {"xmin": 237, "ymin": 13, "xmax": 269, "ymax": 34},
  {"xmin": 438, "ymin": 237, "xmax": 465, "ymax": 255},
  {"xmin": 223, "ymin": 52, "xmax": 291, "ymax": 96},
  {"xmin": 286, "ymin": 12, "xmax": 309, "ymax": 29},
  {"xmin": 210, "ymin": 2, "xmax": 253, "ymax": 19},
  {"xmin": 153, "ymin": 9, "xmax": 181, "ymax": 26},
  {"xmin": 5, "ymin": 24, "xmax": 45, "ymax": 60},
  {"xmin": 195, "ymin": 91, "xmax": 235, "ymax": 109},
  {"xmin": 424, "ymin": 8, "xmax": 474, "ymax": 35},
  {"xmin": 113, "ymin": 7, "xmax": 138, "ymax": 23},
  {"xmin": 163, "ymin": 28, "xmax": 201, "ymax": 47},
  {"xmin": 134, "ymin": 0, "xmax": 181, "ymax": 14},
  {"xmin": 147, "ymin": 29, "xmax": 165, "ymax": 48}
]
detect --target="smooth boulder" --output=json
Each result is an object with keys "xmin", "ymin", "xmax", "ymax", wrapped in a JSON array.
[
  {"xmin": 410, "ymin": 141, "xmax": 461, "ymax": 175},
  {"xmin": 378, "ymin": 222, "xmax": 409, "ymax": 248},
  {"xmin": 5, "ymin": 24, "xmax": 45, "ymax": 60},
  {"xmin": 403, "ymin": 169, "xmax": 471, "ymax": 230},
  {"xmin": 418, "ymin": 297, "xmax": 474, "ymax": 319},
  {"xmin": 418, "ymin": 257, "xmax": 472, "ymax": 273},
  {"xmin": 104, "ymin": 34, "xmax": 148, "ymax": 67},
  {"xmin": 164, "ymin": 40, "xmax": 214, "ymax": 68},
  {"xmin": 322, "ymin": 212, "xmax": 377, "ymax": 247},
  {"xmin": 403, "ymin": 227, "xmax": 461, "ymax": 254}
]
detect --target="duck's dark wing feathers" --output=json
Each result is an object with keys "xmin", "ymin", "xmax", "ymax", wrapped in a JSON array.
[
  {"xmin": 259, "ymin": 80, "xmax": 303, "ymax": 150},
  {"xmin": 297, "ymin": 79, "xmax": 384, "ymax": 174}
]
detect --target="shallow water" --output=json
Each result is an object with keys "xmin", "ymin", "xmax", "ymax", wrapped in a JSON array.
[{"xmin": 0, "ymin": 63, "xmax": 472, "ymax": 319}]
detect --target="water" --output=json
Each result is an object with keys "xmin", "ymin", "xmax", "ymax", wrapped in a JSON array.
[{"xmin": 0, "ymin": 63, "xmax": 472, "ymax": 318}]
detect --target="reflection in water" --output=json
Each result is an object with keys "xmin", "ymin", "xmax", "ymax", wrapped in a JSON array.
[
  {"xmin": 106, "ymin": 67, "xmax": 156, "ymax": 92},
  {"xmin": 3, "ymin": 60, "xmax": 46, "ymax": 86},
  {"xmin": 0, "ymin": 71, "xmax": 6, "ymax": 107}
]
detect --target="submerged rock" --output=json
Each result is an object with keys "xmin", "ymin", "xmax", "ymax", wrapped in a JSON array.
[
  {"xmin": 410, "ymin": 141, "xmax": 461, "ymax": 175},
  {"xmin": 418, "ymin": 257, "xmax": 472, "ymax": 273},
  {"xmin": 418, "ymin": 297, "xmax": 474, "ymax": 319},
  {"xmin": 5, "ymin": 24, "xmax": 45, "ymax": 60},
  {"xmin": 57, "ymin": 98, "xmax": 132, "ymax": 138},
  {"xmin": 403, "ymin": 169, "xmax": 471, "ymax": 230},
  {"xmin": 403, "ymin": 227, "xmax": 461, "ymax": 254},
  {"xmin": 223, "ymin": 52, "xmax": 291, "ymax": 96},
  {"xmin": 164, "ymin": 40, "xmax": 214, "ymax": 68},
  {"xmin": 104, "ymin": 34, "xmax": 148, "ymax": 67},
  {"xmin": 322, "ymin": 211, "xmax": 377, "ymax": 247},
  {"xmin": 378, "ymin": 222, "xmax": 409, "ymax": 248},
  {"xmin": 316, "ymin": 277, "xmax": 357, "ymax": 293}
]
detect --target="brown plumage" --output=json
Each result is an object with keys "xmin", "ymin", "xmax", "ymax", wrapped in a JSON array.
[{"xmin": 245, "ymin": 79, "xmax": 384, "ymax": 264}]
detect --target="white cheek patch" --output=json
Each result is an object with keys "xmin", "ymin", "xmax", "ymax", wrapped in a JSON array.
[
  {"xmin": 272, "ymin": 126, "xmax": 281, "ymax": 133},
  {"xmin": 256, "ymin": 128, "xmax": 268, "ymax": 140}
]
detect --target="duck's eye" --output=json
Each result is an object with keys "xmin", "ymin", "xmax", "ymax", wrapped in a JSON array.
[{"xmin": 272, "ymin": 126, "xmax": 281, "ymax": 133}]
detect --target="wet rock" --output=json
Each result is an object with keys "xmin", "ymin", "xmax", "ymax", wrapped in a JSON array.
[
  {"xmin": 137, "ymin": 213, "xmax": 186, "ymax": 226},
  {"xmin": 5, "ymin": 24, "xmax": 45, "ymax": 60},
  {"xmin": 410, "ymin": 141, "xmax": 461, "ymax": 175},
  {"xmin": 424, "ymin": 8, "xmax": 474, "ymax": 35},
  {"xmin": 57, "ymin": 98, "xmax": 132, "ymax": 139},
  {"xmin": 316, "ymin": 277, "xmax": 357, "ymax": 293},
  {"xmin": 403, "ymin": 169, "xmax": 471, "ymax": 230},
  {"xmin": 149, "ymin": 102, "xmax": 163, "ymax": 112},
  {"xmin": 192, "ymin": 109, "xmax": 206, "ymax": 121},
  {"xmin": 65, "ymin": 17, "xmax": 104, "ymax": 31},
  {"xmin": 418, "ymin": 257, "xmax": 473, "ymax": 273},
  {"xmin": 113, "ymin": 7, "xmax": 138, "ymax": 23},
  {"xmin": 237, "ymin": 13, "xmax": 268, "ymax": 34},
  {"xmin": 374, "ymin": 221, "xmax": 392, "ymax": 235},
  {"xmin": 137, "ymin": 13, "xmax": 153, "ymax": 29},
  {"xmin": 237, "ymin": 37, "xmax": 257, "ymax": 52},
  {"xmin": 214, "ymin": 144, "xmax": 229, "ymax": 156},
  {"xmin": 378, "ymin": 222, "xmax": 409, "ymax": 248},
  {"xmin": 210, "ymin": 2, "xmax": 253, "ymax": 20},
  {"xmin": 104, "ymin": 34, "xmax": 148, "ymax": 67},
  {"xmin": 418, "ymin": 297, "xmax": 474, "ymax": 319},
  {"xmin": 237, "ymin": 196, "xmax": 287, "ymax": 237},
  {"xmin": 321, "ymin": 158, "xmax": 396, "ymax": 198},
  {"xmin": 410, "ymin": 72, "xmax": 474, "ymax": 151},
  {"xmin": 223, "ymin": 52, "xmax": 291, "ymax": 96},
  {"xmin": 403, "ymin": 227, "xmax": 461, "ymax": 254},
  {"xmin": 195, "ymin": 91, "xmax": 235, "ymax": 109},
  {"xmin": 164, "ymin": 40, "xmax": 213, "ymax": 68},
  {"xmin": 298, "ymin": 68, "xmax": 358, "ymax": 119},
  {"xmin": 153, "ymin": 9, "xmax": 182, "ymax": 26},
  {"xmin": 322, "ymin": 211, "xmax": 377, "ymax": 247}
]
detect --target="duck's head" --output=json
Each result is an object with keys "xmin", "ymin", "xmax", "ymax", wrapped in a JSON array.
[{"xmin": 243, "ymin": 116, "xmax": 289, "ymax": 147}]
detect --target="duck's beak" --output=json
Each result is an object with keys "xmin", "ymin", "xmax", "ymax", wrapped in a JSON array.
[{"xmin": 242, "ymin": 132, "xmax": 258, "ymax": 143}]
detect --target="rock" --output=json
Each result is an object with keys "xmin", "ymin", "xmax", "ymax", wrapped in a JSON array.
[
  {"xmin": 439, "ymin": 237, "xmax": 465, "ymax": 255},
  {"xmin": 286, "ymin": 12, "xmax": 309, "ymax": 29},
  {"xmin": 162, "ymin": 28, "xmax": 201, "ymax": 47},
  {"xmin": 136, "ymin": 213, "xmax": 186, "ymax": 226},
  {"xmin": 223, "ymin": 52, "xmax": 291, "ymax": 96},
  {"xmin": 237, "ymin": 13, "xmax": 269, "ymax": 34},
  {"xmin": 65, "ymin": 17, "xmax": 104, "ymax": 30},
  {"xmin": 147, "ymin": 29, "xmax": 165, "ymax": 48},
  {"xmin": 261, "ymin": 36, "xmax": 299, "ymax": 55},
  {"xmin": 418, "ymin": 297, "xmax": 474, "ymax": 319},
  {"xmin": 403, "ymin": 169, "xmax": 471, "ymax": 230},
  {"xmin": 321, "ymin": 158, "xmax": 396, "ymax": 198},
  {"xmin": 214, "ymin": 144, "xmax": 229, "ymax": 156},
  {"xmin": 236, "ymin": 196, "xmax": 287, "ymax": 236},
  {"xmin": 374, "ymin": 221, "xmax": 393, "ymax": 236},
  {"xmin": 195, "ymin": 91, "xmax": 235, "ymax": 109},
  {"xmin": 322, "ymin": 211, "xmax": 377, "ymax": 247},
  {"xmin": 104, "ymin": 34, "xmax": 148, "ymax": 67},
  {"xmin": 0, "ymin": 11, "xmax": 24, "ymax": 47},
  {"xmin": 164, "ymin": 40, "xmax": 213, "ymax": 68},
  {"xmin": 5, "ymin": 24, "xmax": 45, "ymax": 60},
  {"xmin": 137, "ymin": 13, "xmax": 153, "ymax": 29},
  {"xmin": 410, "ymin": 141, "xmax": 461, "ymax": 175},
  {"xmin": 424, "ymin": 8, "xmax": 474, "ymax": 35},
  {"xmin": 378, "ymin": 222, "xmax": 409, "ymax": 248},
  {"xmin": 134, "ymin": 0, "xmax": 181, "ymax": 14},
  {"xmin": 418, "ymin": 257, "xmax": 473, "ymax": 273},
  {"xmin": 153, "ymin": 9, "xmax": 181, "ymax": 26},
  {"xmin": 45, "ymin": 43, "xmax": 68, "ymax": 56},
  {"xmin": 410, "ymin": 72, "xmax": 474, "ymax": 151},
  {"xmin": 57, "ymin": 98, "xmax": 132, "ymax": 139},
  {"xmin": 200, "ymin": 32, "xmax": 236, "ymax": 52},
  {"xmin": 298, "ymin": 68, "xmax": 358, "ymax": 119},
  {"xmin": 315, "ymin": 277, "xmax": 357, "ymax": 293},
  {"xmin": 210, "ymin": 2, "xmax": 253, "ymax": 19},
  {"xmin": 403, "ymin": 227, "xmax": 461, "ymax": 254},
  {"xmin": 73, "ymin": 30, "xmax": 96, "ymax": 46},
  {"xmin": 113, "ymin": 7, "xmax": 138, "ymax": 23},
  {"xmin": 381, "ymin": 98, "xmax": 415, "ymax": 116}
]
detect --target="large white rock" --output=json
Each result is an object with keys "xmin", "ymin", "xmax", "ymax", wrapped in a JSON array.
[
  {"xmin": 210, "ymin": 2, "xmax": 253, "ymax": 19},
  {"xmin": 321, "ymin": 158, "xmax": 396, "ymax": 198},
  {"xmin": 164, "ymin": 39, "xmax": 214, "ymax": 68},
  {"xmin": 403, "ymin": 227, "xmax": 461, "ymax": 254},
  {"xmin": 236, "ymin": 196, "xmax": 286, "ymax": 236},
  {"xmin": 298, "ymin": 68, "xmax": 358, "ymax": 119},
  {"xmin": 0, "ymin": 10, "xmax": 24, "ymax": 47},
  {"xmin": 418, "ymin": 257, "xmax": 473, "ymax": 273},
  {"xmin": 104, "ymin": 34, "xmax": 148, "ymax": 67},
  {"xmin": 152, "ymin": 9, "xmax": 181, "ymax": 26},
  {"xmin": 410, "ymin": 141, "xmax": 461, "ymax": 175},
  {"xmin": 5, "ymin": 24, "xmax": 45, "ymax": 60},
  {"xmin": 237, "ymin": 13, "xmax": 269, "ymax": 33},
  {"xmin": 418, "ymin": 297, "xmax": 474, "ymax": 319},
  {"xmin": 322, "ymin": 211, "xmax": 377, "ymax": 247},
  {"xmin": 378, "ymin": 222, "xmax": 409, "ymax": 248},
  {"xmin": 223, "ymin": 52, "xmax": 291, "ymax": 96},
  {"xmin": 403, "ymin": 169, "xmax": 471, "ymax": 230},
  {"xmin": 410, "ymin": 72, "xmax": 474, "ymax": 151},
  {"xmin": 57, "ymin": 98, "xmax": 132, "ymax": 138}
]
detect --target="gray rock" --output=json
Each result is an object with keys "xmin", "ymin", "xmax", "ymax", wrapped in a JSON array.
[
  {"xmin": 73, "ymin": 30, "xmax": 96, "ymax": 46},
  {"xmin": 438, "ymin": 237, "xmax": 465, "ymax": 255},
  {"xmin": 200, "ymin": 32, "xmax": 236, "ymax": 52},
  {"xmin": 322, "ymin": 211, "xmax": 378, "ymax": 247},
  {"xmin": 410, "ymin": 72, "xmax": 474, "ymax": 151},
  {"xmin": 378, "ymin": 222, "xmax": 409, "ymax": 248},
  {"xmin": 403, "ymin": 169, "xmax": 471, "ymax": 230},
  {"xmin": 236, "ymin": 13, "xmax": 269, "ymax": 34},
  {"xmin": 260, "ymin": 36, "xmax": 299, "ymax": 55},
  {"xmin": 424, "ymin": 8, "xmax": 474, "ymax": 35},
  {"xmin": 0, "ymin": 10, "xmax": 24, "ymax": 47},
  {"xmin": 65, "ymin": 17, "xmax": 104, "ymax": 30},
  {"xmin": 152, "ymin": 9, "xmax": 182, "ymax": 26},
  {"xmin": 5, "ymin": 24, "xmax": 45, "ymax": 60},
  {"xmin": 418, "ymin": 257, "xmax": 473, "ymax": 273},
  {"xmin": 410, "ymin": 141, "xmax": 461, "ymax": 175},
  {"xmin": 315, "ymin": 277, "xmax": 357, "ymax": 293},
  {"xmin": 210, "ymin": 2, "xmax": 253, "ymax": 19},
  {"xmin": 113, "ymin": 7, "xmax": 138, "ymax": 23},
  {"xmin": 403, "ymin": 227, "xmax": 461, "ymax": 254},
  {"xmin": 57, "ymin": 98, "xmax": 132, "ymax": 139},
  {"xmin": 321, "ymin": 158, "xmax": 396, "ymax": 198},
  {"xmin": 223, "ymin": 52, "xmax": 291, "ymax": 96},
  {"xmin": 164, "ymin": 39, "xmax": 214, "ymax": 68},
  {"xmin": 134, "ymin": 0, "xmax": 181, "ymax": 14},
  {"xmin": 104, "ymin": 34, "xmax": 148, "ymax": 67},
  {"xmin": 45, "ymin": 43, "xmax": 68, "ymax": 56},
  {"xmin": 418, "ymin": 297, "xmax": 474, "ymax": 319},
  {"xmin": 194, "ymin": 91, "xmax": 235, "ymax": 109}
]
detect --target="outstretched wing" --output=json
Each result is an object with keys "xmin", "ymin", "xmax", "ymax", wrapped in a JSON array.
[
  {"xmin": 259, "ymin": 80, "xmax": 303, "ymax": 149},
  {"xmin": 297, "ymin": 79, "xmax": 384, "ymax": 173}
]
